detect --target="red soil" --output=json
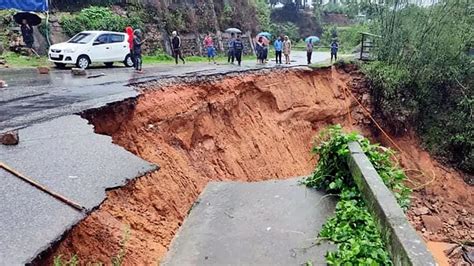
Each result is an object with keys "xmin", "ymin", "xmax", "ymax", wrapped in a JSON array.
[{"xmin": 37, "ymin": 67, "xmax": 472, "ymax": 265}]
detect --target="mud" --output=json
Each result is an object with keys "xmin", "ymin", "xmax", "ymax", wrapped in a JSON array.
[{"xmin": 37, "ymin": 66, "xmax": 472, "ymax": 265}]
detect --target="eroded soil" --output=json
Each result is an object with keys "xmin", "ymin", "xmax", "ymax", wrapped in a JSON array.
[{"xmin": 38, "ymin": 67, "xmax": 472, "ymax": 265}]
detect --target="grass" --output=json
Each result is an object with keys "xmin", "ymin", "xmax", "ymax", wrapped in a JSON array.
[
  {"xmin": 143, "ymin": 54, "xmax": 256, "ymax": 65},
  {"xmin": 1, "ymin": 52, "xmax": 50, "ymax": 68},
  {"xmin": 308, "ymin": 54, "xmax": 355, "ymax": 69},
  {"xmin": 0, "ymin": 52, "xmax": 257, "ymax": 69}
]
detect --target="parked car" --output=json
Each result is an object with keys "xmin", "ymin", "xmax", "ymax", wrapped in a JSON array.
[{"xmin": 48, "ymin": 31, "xmax": 134, "ymax": 69}]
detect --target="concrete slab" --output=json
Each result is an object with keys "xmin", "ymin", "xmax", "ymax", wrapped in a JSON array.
[
  {"xmin": 163, "ymin": 178, "xmax": 336, "ymax": 266},
  {"xmin": 0, "ymin": 115, "xmax": 156, "ymax": 210},
  {"xmin": 0, "ymin": 169, "xmax": 84, "ymax": 265},
  {"xmin": 0, "ymin": 115, "xmax": 157, "ymax": 265}
]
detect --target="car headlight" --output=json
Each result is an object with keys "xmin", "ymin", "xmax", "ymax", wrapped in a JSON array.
[{"xmin": 63, "ymin": 49, "xmax": 76, "ymax": 53}]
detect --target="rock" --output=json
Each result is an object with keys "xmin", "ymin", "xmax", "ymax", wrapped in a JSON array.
[
  {"xmin": 71, "ymin": 68, "xmax": 87, "ymax": 76},
  {"xmin": 413, "ymin": 206, "xmax": 430, "ymax": 215},
  {"xmin": 361, "ymin": 93, "xmax": 370, "ymax": 103},
  {"xmin": 0, "ymin": 59, "xmax": 6, "ymax": 65},
  {"xmin": 0, "ymin": 80, "xmax": 7, "ymax": 88},
  {"xmin": 0, "ymin": 131, "xmax": 19, "ymax": 145},
  {"xmin": 37, "ymin": 66, "xmax": 50, "ymax": 74},
  {"xmin": 422, "ymin": 215, "xmax": 443, "ymax": 232}
]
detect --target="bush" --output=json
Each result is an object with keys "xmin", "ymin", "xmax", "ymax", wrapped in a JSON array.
[
  {"xmin": 60, "ymin": 6, "xmax": 143, "ymax": 37},
  {"xmin": 321, "ymin": 24, "xmax": 368, "ymax": 52},
  {"xmin": 270, "ymin": 22, "xmax": 300, "ymax": 42},
  {"xmin": 362, "ymin": 1, "xmax": 473, "ymax": 174}
]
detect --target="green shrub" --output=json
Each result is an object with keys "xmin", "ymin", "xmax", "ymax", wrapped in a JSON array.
[
  {"xmin": 270, "ymin": 22, "xmax": 300, "ymax": 42},
  {"xmin": 60, "ymin": 6, "xmax": 143, "ymax": 37},
  {"xmin": 321, "ymin": 24, "xmax": 368, "ymax": 53},
  {"xmin": 363, "ymin": 1, "xmax": 473, "ymax": 174},
  {"xmin": 304, "ymin": 125, "xmax": 411, "ymax": 265}
]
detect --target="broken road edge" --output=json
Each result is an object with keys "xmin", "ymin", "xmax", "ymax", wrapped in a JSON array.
[{"xmin": 347, "ymin": 142, "xmax": 437, "ymax": 266}]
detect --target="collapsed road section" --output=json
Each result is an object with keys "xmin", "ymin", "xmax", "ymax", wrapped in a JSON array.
[
  {"xmin": 0, "ymin": 115, "xmax": 156, "ymax": 265},
  {"xmin": 34, "ymin": 66, "xmax": 370, "ymax": 264},
  {"xmin": 2, "ymin": 66, "xmax": 471, "ymax": 265}
]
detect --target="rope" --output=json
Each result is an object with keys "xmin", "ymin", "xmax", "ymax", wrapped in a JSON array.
[{"xmin": 0, "ymin": 161, "xmax": 85, "ymax": 211}]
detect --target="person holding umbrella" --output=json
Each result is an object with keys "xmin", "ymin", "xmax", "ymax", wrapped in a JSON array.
[
  {"xmin": 306, "ymin": 39, "xmax": 314, "ymax": 64},
  {"xmin": 20, "ymin": 19, "xmax": 34, "ymax": 49},
  {"xmin": 233, "ymin": 34, "xmax": 245, "ymax": 66},
  {"xmin": 256, "ymin": 36, "xmax": 265, "ymax": 64},
  {"xmin": 330, "ymin": 40, "xmax": 339, "ymax": 62},
  {"xmin": 227, "ymin": 33, "xmax": 236, "ymax": 64},
  {"xmin": 14, "ymin": 12, "xmax": 41, "ymax": 56}
]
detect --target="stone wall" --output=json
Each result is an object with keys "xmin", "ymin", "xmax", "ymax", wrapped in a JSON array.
[{"xmin": 142, "ymin": 30, "xmax": 255, "ymax": 56}]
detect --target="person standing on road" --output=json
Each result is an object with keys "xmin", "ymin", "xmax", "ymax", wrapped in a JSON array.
[
  {"xmin": 125, "ymin": 26, "xmax": 134, "ymax": 68},
  {"xmin": 274, "ymin": 36, "xmax": 283, "ymax": 64},
  {"xmin": 227, "ymin": 33, "xmax": 236, "ymax": 64},
  {"xmin": 331, "ymin": 40, "xmax": 339, "ymax": 62},
  {"xmin": 256, "ymin": 36, "xmax": 264, "ymax": 64},
  {"xmin": 133, "ymin": 29, "xmax": 146, "ymax": 72},
  {"xmin": 263, "ymin": 39, "xmax": 269, "ymax": 64},
  {"xmin": 283, "ymin": 35, "xmax": 292, "ymax": 64},
  {"xmin": 203, "ymin": 33, "xmax": 216, "ymax": 64},
  {"xmin": 172, "ymin": 31, "xmax": 185, "ymax": 65},
  {"xmin": 20, "ymin": 19, "xmax": 34, "ymax": 49},
  {"xmin": 306, "ymin": 39, "xmax": 314, "ymax": 65},
  {"xmin": 233, "ymin": 34, "xmax": 244, "ymax": 66}
]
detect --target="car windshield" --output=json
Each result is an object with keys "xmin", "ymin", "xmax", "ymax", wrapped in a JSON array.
[{"xmin": 68, "ymin": 33, "xmax": 95, "ymax": 44}]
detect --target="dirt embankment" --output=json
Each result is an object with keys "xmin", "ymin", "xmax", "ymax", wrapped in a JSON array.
[
  {"xmin": 37, "ymin": 66, "xmax": 472, "ymax": 265},
  {"xmin": 37, "ymin": 67, "xmax": 371, "ymax": 264}
]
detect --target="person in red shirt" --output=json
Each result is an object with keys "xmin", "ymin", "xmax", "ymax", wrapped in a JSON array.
[
  {"xmin": 203, "ymin": 32, "xmax": 216, "ymax": 64},
  {"xmin": 125, "ymin": 26, "xmax": 134, "ymax": 67}
]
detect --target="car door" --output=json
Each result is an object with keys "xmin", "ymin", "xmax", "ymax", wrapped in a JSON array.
[
  {"xmin": 90, "ymin": 34, "xmax": 111, "ymax": 62},
  {"xmin": 108, "ymin": 33, "xmax": 129, "ymax": 61}
]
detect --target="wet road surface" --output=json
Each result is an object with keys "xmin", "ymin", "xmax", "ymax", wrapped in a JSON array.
[{"xmin": 0, "ymin": 51, "xmax": 330, "ymax": 132}]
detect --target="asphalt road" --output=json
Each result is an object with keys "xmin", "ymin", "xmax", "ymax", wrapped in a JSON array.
[
  {"xmin": 0, "ymin": 51, "xmax": 330, "ymax": 132},
  {"xmin": 163, "ymin": 178, "xmax": 335, "ymax": 266}
]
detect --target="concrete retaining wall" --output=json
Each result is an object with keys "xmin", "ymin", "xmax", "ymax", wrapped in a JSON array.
[{"xmin": 347, "ymin": 142, "xmax": 437, "ymax": 266}]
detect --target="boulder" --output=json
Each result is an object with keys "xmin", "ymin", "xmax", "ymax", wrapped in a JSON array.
[
  {"xmin": 0, "ymin": 80, "xmax": 8, "ymax": 88},
  {"xmin": 71, "ymin": 68, "xmax": 87, "ymax": 76},
  {"xmin": 37, "ymin": 66, "xmax": 50, "ymax": 74},
  {"xmin": 0, "ymin": 131, "xmax": 19, "ymax": 145},
  {"xmin": 422, "ymin": 215, "xmax": 443, "ymax": 232}
]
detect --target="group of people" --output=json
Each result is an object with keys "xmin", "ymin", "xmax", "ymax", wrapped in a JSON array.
[
  {"xmin": 254, "ymin": 35, "xmax": 292, "ymax": 65},
  {"xmin": 224, "ymin": 33, "xmax": 245, "ymax": 66},
  {"xmin": 125, "ymin": 27, "xmax": 340, "ymax": 72},
  {"xmin": 125, "ymin": 26, "xmax": 146, "ymax": 72}
]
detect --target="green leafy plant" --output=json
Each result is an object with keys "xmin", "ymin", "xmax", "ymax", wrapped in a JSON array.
[
  {"xmin": 60, "ymin": 6, "xmax": 143, "ymax": 37},
  {"xmin": 304, "ymin": 125, "xmax": 411, "ymax": 264},
  {"xmin": 53, "ymin": 254, "xmax": 79, "ymax": 266},
  {"xmin": 111, "ymin": 224, "xmax": 131, "ymax": 266},
  {"xmin": 362, "ymin": 1, "xmax": 473, "ymax": 174}
]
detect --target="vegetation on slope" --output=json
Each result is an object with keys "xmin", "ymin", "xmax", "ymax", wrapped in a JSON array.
[
  {"xmin": 363, "ymin": 1, "xmax": 473, "ymax": 174},
  {"xmin": 305, "ymin": 125, "xmax": 411, "ymax": 264}
]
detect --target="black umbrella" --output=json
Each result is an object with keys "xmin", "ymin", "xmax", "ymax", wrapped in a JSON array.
[{"xmin": 13, "ymin": 12, "xmax": 42, "ymax": 26}]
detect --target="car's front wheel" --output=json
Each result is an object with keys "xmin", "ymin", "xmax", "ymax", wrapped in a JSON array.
[
  {"xmin": 124, "ymin": 54, "xmax": 134, "ymax": 67},
  {"xmin": 76, "ymin": 55, "xmax": 90, "ymax": 69}
]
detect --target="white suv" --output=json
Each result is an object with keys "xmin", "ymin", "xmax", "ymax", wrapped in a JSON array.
[{"xmin": 48, "ymin": 31, "xmax": 134, "ymax": 69}]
